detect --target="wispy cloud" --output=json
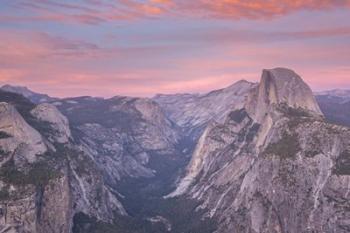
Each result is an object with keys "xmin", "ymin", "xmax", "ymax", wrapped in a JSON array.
[
  {"xmin": 0, "ymin": 30, "xmax": 103, "ymax": 64},
  {"xmin": 0, "ymin": 0, "xmax": 349, "ymax": 97},
  {"xmin": 1, "ymin": 0, "xmax": 167, "ymax": 24},
  {"xmin": 1, "ymin": 0, "xmax": 349, "ymax": 24},
  {"xmin": 1, "ymin": 28, "xmax": 349, "ymax": 97},
  {"xmin": 130, "ymin": 26, "xmax": 350, "ymax": 47},
  {"xmin": 169, "ymin": 0, "xmax": 350, "ymax": 20}
]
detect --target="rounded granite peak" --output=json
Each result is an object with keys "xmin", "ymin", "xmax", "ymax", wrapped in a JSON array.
[
  {"xmin": 263, "ymin": 67, "xmax": 299, "ymax": 78},
  {"xmin": 31, "ymin": 103, "xmax": 72, "ymax": 143},
  {"xmin": 247, "ymin": 67, "xmax": 323, "ymax": 122},
  {"xmin": 261, "ymin": 67, "xmax": 307, "ymax": 90},
  {"xmin": 0, "ymin": 102, "xmax": 47, "ymax": 163}
]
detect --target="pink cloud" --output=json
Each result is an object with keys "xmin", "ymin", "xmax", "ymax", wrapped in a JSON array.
[
  {"xmin": 171, "ymin": 0, "xmax": 350, "ymax": 19},
  {"xmin": 0, "ymin": 26, "xmax": 349, "ymax": 98},
  {"xmin": 1, "ymin": 0, "xmax": 167, "ymax": 25},
  {"xmin": 2, "ymin": 0, "xmax": 349, "ymax": 25},
  {"xmin": 0, "ymin": 30, "xmax": 109, "ymax": 66}
]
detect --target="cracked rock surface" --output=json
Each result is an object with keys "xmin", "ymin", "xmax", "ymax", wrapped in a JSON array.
[{"xmin": 169, "ymin": 68, "xmax": 350, "ymax": 233}]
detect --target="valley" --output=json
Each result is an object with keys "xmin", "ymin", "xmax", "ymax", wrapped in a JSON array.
[{"xmin": 0, "ymin": 68, "xmax": 350, "ymax": 233}]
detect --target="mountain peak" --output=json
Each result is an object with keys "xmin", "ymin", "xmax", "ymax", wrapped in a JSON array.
[
  {"xmin": 222, "ymin": 79, "xmax": 254, "ymax": 91},
  {"xmin": 1, "ymin": 84, "xmax": 32, "ymax": 95},
  {"xmin": 247, "ymin": 67, "xmax": 323, "ymax": 121},
  {"xmin": 233, "ymin": 79, "xmax": 252, "ymax": 85},
  {"xmin": 1, "ymin": 84, "xmax": 56, "ymax": 104}
]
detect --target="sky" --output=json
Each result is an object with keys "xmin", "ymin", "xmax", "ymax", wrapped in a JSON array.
[{"xmin": 0, "ymin": 0, "xmax": 350, "ymax": 97}]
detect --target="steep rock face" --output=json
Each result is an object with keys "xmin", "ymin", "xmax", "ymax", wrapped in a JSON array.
[
  {"xmin": 154, "ymin": 80, "xmax": 256, "ymax": 138},
  {"xmin": 0, "ymin": 101, "xmax": 70, "ymax": 233},
  {"xmin": 55, "ymin": 96, "xmax": 182, "ymax": 184},
  {"xmin": 168, "ymin": 68, "xmax": 350, "ymax": 233},
  {"xmin": 36, "ymin": 168, "xmax": 72, "ymax": 233},
  {"xmin": 246, "ymin": 68, "xmax": 322, "ymax": 122},
  {"xmin": 66, "ymin": 145, "xmax": 127, "ymax": 220},
  {"xmin": 31, "ymin": 103, "xmax": 72, "ymax": 143},
  {"xmin": 51, "ymin": 96, "xmax": 191, "ymax": 232},
  {"xmin": 165, "ymin": 122, "xmax": 218, "ymax": 198},
  {"xmin": 0, "ymin": 92, "xmax": 125, "ymax": 233},
  {"xmin": 0, "ymin": 102, "xmax": 47, "ymax": 164},
  {"xmin": 132, "ymin": 98, "xmax": 180, "ymax": 151}
]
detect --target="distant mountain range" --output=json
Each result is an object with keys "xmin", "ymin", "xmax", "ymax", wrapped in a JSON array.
[
  {"xmin": 1, "ymin": 84, "xmax": 58, "ymax": 104},
  {"xmin": 316, "ymin": 89, "xmax": 350, "ymax": 101},
  {"xmin": 165, "ymin": 68, "xmax": 350, "ymax": 232},
  {"xmin": 153, "ymin": 80, "xmax": 257, "ymax": 139},
  {"xmin": 315, "ymin": 89, "xmax": 350, "ymax": 127},
  {"xmin": 0, "ymin": 68, "xmax": 349, "ymax": 233},
  {"xmin": 3, "ymin": 81, "xmax": 350, "ymax": 129}
]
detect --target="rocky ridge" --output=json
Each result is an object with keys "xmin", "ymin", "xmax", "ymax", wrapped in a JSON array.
[
  {"xmin": 0, "ymin": 85, "xmax": 57, "ymax": 104},
  {"xmin": 53, "ymin": 95, "xmax": 183, "ymax": 185},
  {"xmin": 0, "ymin": 91, "xmax": 125, "ymax": 233},
  {"xmin": 168, "ymin": 68, "xmax": 350, "ymax": 233},
  {"xmin": 153, "ymin": 80, "xmax": 256, "ymax": 139},
  {"xmin": 2, "ymin": 68, "xmax": 350, "ymax": 233}
]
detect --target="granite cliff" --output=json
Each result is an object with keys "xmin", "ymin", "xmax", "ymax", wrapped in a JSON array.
[{"xmin": 168, "ymin": 68, "xmax": 350, "ymax": 233}]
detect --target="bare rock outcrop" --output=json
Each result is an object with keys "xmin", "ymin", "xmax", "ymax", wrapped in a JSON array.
[
  {"xmin": 246, "ymin": 67, "xmax": 322, "ymax": 122},
  {"xmin": 154, "ymin": 80, "xmax": 256, "ymax": 138},
  {"xmin": 31, "ymin": 103, "xmax": 72, "ymax": 143},
  {"xmin": 0, "ymin": 102, "xmax": 47, "ymax": 164},
  {"xmin": 0, "ymin": 93, "xmax": 125, "ymax": 233},
  {"xmin": 168, "ymin": 68, "xmax": 350, "ymax": 233},
  {"xmin": 55, "ymin": 95, "xmax": 182, "ymax": 184}
]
